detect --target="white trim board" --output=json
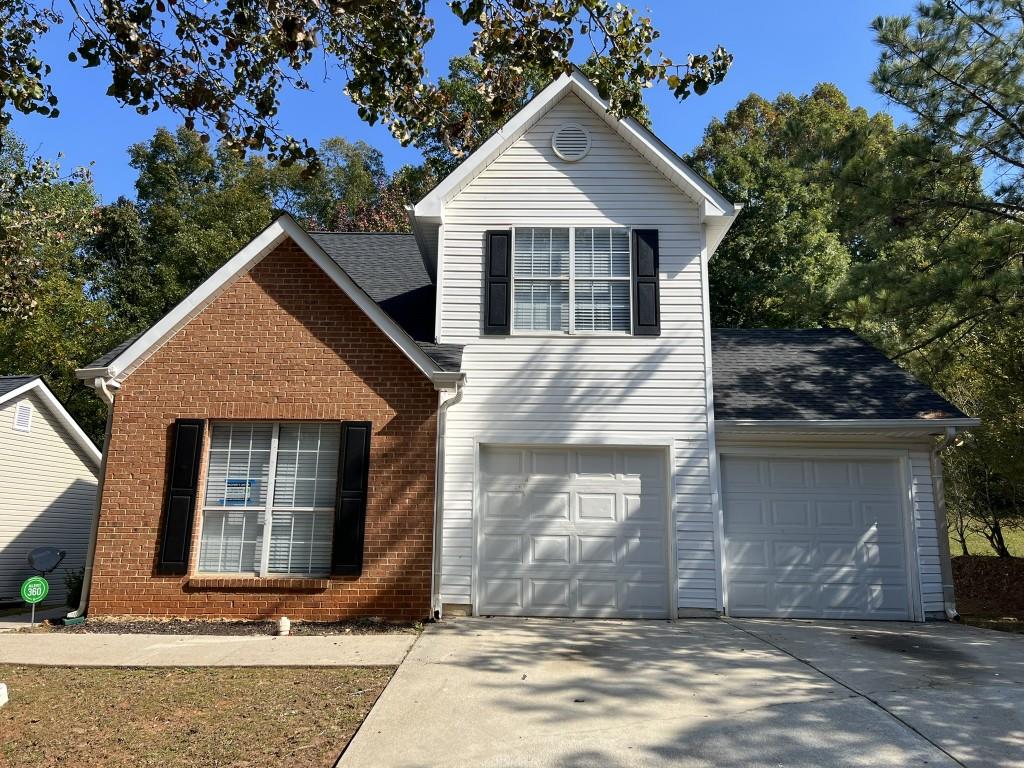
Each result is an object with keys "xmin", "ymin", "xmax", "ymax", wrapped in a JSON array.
[
  {"xmin": 0, "ymin": 378, "xmax": 101, "ymax": 466},
  {"xmin": 412, "ymin": 69, "xmax": 741, "ymax": 255},
  {"xmin": 75, "ymin": 215, "xmax": 462, "ymax": 388},
  {"xmin": 717, "ymin": 418, "xmax": 979, "ymax": 432}
]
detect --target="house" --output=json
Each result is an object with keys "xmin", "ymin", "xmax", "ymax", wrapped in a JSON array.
[
  {"xmin": 0, "ymin": 376, "xmax": 100, "ymax": 606},
  {"xmin": 74, "ymin": 71, "xmax": 976, "ymax": 623}
]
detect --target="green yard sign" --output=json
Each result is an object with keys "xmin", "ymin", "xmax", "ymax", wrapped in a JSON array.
[{"xmin": 20, "ymin": 576, "xmax": 48, "ymax": 605}]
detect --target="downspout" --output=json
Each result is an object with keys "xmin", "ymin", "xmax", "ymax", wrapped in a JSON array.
[
  {"xmin": 931, "ymin": 425, "xmax": 961, "ymax": 622},
  {"xmin": 67, "ymin": 377, "xmax": 119, "ymax": 620},
  {"xmin": 431, "ymin": 381, "xmax": 463, "ymax": 620}
]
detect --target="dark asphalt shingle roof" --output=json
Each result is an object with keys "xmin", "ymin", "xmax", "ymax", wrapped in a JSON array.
[
  {"xmin": 0, "ymin": 375, "xmax": 39, "ymax": 398},
  {"xmin": 309, "ymin": 232, "xmax": 462, "ymax": 371},
  {"xmin": 710, "ymin": 328, "xmax": 966, "ymax": 421},
  {"xmin": 85, "ymin": 335, "xmax": 139, "ymax": 370},
  {"xmin": 87, "ymin": 231, "xmax": 463, "ymax": 372}
]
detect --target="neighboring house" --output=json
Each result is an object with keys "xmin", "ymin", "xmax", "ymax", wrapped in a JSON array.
[
  {"xmin": 75, "ymin": 71, "xmax": 976, "ymax": 623},
  {"xmin": 0, "ymin": 376, "xmax": 100, "ymax": 606}
]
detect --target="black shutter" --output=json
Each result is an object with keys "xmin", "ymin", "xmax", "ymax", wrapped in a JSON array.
[
  {"xmin": 332, "ymin": 421, "xmax": 372, "ymax": 576},
  {"xmin": 157, "ymin": 418, "xmax": 205, "ymax": 575},
  {"xmin": 483, "ymin": 230, "xmax": 512, "ymax": 335},
  {"xmin": 632, "ymin": 229, "xmax": 661, "ymax": 336}
]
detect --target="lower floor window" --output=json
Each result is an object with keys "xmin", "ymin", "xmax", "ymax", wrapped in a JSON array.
[{"xmin": 198, "ymin": 422, "xmax": 339, "ymax": 576}]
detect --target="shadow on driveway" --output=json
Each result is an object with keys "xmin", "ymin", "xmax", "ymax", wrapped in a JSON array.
[{"xmin": 337, "ymin": 617, "xmax": 1019, "ymax": 767}]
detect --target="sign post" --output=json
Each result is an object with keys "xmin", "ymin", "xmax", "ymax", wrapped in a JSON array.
[{"xmin": 20, "ymin": 576, "xmax": 49, "ymax": 627}]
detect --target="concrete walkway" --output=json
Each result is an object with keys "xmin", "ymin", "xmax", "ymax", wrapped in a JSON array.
[
  {"xmin": 339, "ymin": 617, "xmax": 1024, "ymax": 768},
  {"xmin": 0, "ymin": 631, "xmax": 416, "ymax": 666}
]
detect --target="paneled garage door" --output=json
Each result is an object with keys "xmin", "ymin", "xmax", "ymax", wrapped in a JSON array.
[
  {"xmin": 722, "ymin": 456, "xmax": 912, "ymax": 620},
  {"xmin": 478, "ymin": 446, "xmax": 669, "ymax": 618}
]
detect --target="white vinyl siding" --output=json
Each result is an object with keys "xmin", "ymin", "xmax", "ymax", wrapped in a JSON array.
[
  {"xmin": 438, "ymin": 92, "xmax": 716, "ymax": 613},
  {"xmin": 198, "ymin": 422, "xmax": 338, "ymax": 577},
  {"xmin": 0, "ymin": 390, "xmax": 98, "ymax": 604},
  {"xmin": 910, "ymin": 450, "xmax": 944, "ymax": 613}
]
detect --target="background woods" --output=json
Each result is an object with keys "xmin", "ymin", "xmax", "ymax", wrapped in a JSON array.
[{"xmin": 0, "ymin": 0, "xmax": 1020, "ymax": 554}]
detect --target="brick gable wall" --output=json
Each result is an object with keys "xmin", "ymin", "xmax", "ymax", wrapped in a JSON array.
[{"xmin": 89, "ymin": 240, "xmax": 438, "ymax": 621}]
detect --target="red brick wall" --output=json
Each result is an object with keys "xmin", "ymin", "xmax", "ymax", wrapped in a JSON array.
[{"xmin": 90, "ymin": 240, "xmax": 438, "ymax": 621}]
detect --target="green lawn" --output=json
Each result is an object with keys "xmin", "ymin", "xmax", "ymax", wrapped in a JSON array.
[{"xmin": 949, "ymin": 527, "xmax": 1024, "ymax": 557}]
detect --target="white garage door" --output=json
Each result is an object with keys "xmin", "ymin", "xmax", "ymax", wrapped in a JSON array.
[
  {"xmin": 722, "ymin": 456, "xmax": 912, "ymax": 620},
  {"xmin": 478, "ymin": 446, "xmax": 669, "ymax": 618}
]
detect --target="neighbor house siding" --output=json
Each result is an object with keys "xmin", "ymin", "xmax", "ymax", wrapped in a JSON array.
[
  {"xmin": 437, "ymin": 93, "xmax": 717, "ymax": 612},
  {"xmin": 910, "ymin": 449, "xmax": 944, "ymax": 614},
  {"xmin": 0, "ymin": 390, "xmax": 97, "ymax": 604},
  {"xmin": 90, "ymin": 241, "xmax": 438, "ymax": 621}
]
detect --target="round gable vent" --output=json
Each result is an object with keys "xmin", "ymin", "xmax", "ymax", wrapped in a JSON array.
[{"xmin": 551, "ymin": 122, "xmax": 591, "ymax": 162}]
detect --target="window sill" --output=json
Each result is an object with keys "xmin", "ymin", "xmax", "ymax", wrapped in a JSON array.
[{"xmin": 186, "ymin": 576, "xmax": 331, "ymax": 591}]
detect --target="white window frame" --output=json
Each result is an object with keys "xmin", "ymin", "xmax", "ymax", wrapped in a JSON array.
[
  {"xmin": 510, "ymin": 226, "xmax": 633, "ymax": 336},
  {"xmin": 197, "ymin": 421, "xmax": 337, "ymax": 578}
]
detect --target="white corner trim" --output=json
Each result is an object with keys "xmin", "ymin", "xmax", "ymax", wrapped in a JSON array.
[
  {"xmin": 75, "ymin": 214, "xmax": 458, "ymax": 386},
  {"xmin": 413, "ymin": 69, "xmax": 740, "ymax": 224},
  {"xmin": 0, "ymin": 378, "xmax": 101, "ymax": 466}
]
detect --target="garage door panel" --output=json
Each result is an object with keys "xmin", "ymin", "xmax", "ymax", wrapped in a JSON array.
[
  {"xmin": 858, "ymin": 461, "xmax": 899, "ymax": 488},
  {"xmin": 813, "ymin": 461, "xmax": 853, "ymax": 488},
  {"xmin": 773, "ymin": 540, "xmax": 813, "ymax": 566},
  {"xmin": 725, "ymin": 538, "xmax": 769, "ymax": 566},
  {"xmin": 722, "ymin": 457, "xmax": 763, "ymax": 488},
  {"xmin": 481, "ymin": 533, "xmax": 524, "ymax": 564},
  {"xmin": 578, "ymin": 580, "xmax": 617, "ymax": 610},
  {"xmin": 577, "ymin": 450, "xmax": 616, "ymax": 476},
  {"xmin": 530, "ymin": 579, "xmax": 570, "ymax": 609},
  {"xmin": 624, "ymin": 535, "xmax": 666, "ymax": 566},
  {"xmin": 623, "ymin": 451, "xmax": 663, "ymax": 479},
  {"xmin": 531, "ymin": 449, "xmax": 570, "ymax": 476},
  {"xmin": 817, "ymin": 501, "xmax": 855, "ymax": 527},
  {"xmin": 623, "ymin": 493, "xmax": 663, "ymax": 522},
  {"xmin": 481, "ymin": 448, "xmax": 525, "ymax": 476},
  {"xmin": 768, "ymin": 460, "xmax": 809, "ymax": 488},
  {"xmin": 578, "ymin": 536, "xmax": 616, "ymax": 565},
  {"xmin": 479, "ymin": 447, "xmax": 668, "ymax": 618},
  {"xmin": 723, "ymin": 456, "xmax": 912, "ymax": 620},
  {"xmin": 772, "ymin": 500, "xmax": 811, "ymax": 526},
  {"xmin": 531, "ymin": 534, "xmax": 570, "ymax": 564},
  {"xmin": 481, "ymin": 578, "xmax": 523, "ymax": 610},
  {"xmin": 577, "ymin": 492, "xmax": 616, "ymax": 521}
]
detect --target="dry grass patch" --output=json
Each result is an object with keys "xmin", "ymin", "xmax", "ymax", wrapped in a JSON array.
[{"xmin": 0, "ymin": 665, "xmax": 394, "ymax": 767}]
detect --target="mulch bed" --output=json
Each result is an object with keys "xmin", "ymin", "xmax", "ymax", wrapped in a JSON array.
[
  {"xmin": 952, "ymin": 555, "xmax": 1024, "ymax": 617},
  {"xmin": 33, "ymin": 616, "xmax": 421, "ymax": 636}
]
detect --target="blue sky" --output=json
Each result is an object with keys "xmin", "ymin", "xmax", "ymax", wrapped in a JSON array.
[{"xmin": 10, "ymin": 0, "xmax": 918, "ymax": 203}]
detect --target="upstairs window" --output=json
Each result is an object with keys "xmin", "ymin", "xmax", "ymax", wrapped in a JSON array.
[{"xmin": 512, "ymin": 227, "xmax": 632, "ymax": 334}]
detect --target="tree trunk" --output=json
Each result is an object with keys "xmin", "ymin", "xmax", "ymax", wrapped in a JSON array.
[
  {"xmin": 957, "ymin": 532, "xmax": 970, "ymax": 557},
  {"xmin": 985, "ymin": 520, "xmax": 1013, "ymax": 558}
]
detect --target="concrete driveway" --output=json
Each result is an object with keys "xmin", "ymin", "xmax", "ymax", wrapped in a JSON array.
[{"xmin": 339, "ymin": 617, "xmax": 1024, "ymax": 768}]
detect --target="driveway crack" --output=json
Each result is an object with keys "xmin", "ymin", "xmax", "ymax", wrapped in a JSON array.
[{"xmin": 725, "ymin": 620, "xmax": 968, "ymax": 768}]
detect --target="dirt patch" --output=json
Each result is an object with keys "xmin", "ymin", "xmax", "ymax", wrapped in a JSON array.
[
  {"xmin": 953, "ymin": 555, "xmax": 1024, "ymax": 617},
  {"xmin": 0, "ymin": 664, "xmax": 393, "ymax": 767},
  {"xmin": 28, "ymin": 615, "xmax": 421, "ymax": 636}
]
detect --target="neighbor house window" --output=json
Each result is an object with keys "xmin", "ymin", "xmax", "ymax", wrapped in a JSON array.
[
  {"xmin": 512, "ymin": 227, "xmax": 631, "ymax": 334},
  {"xmin": 198, "ymin": 422, "xmax": 339, "ymax": 577}
]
